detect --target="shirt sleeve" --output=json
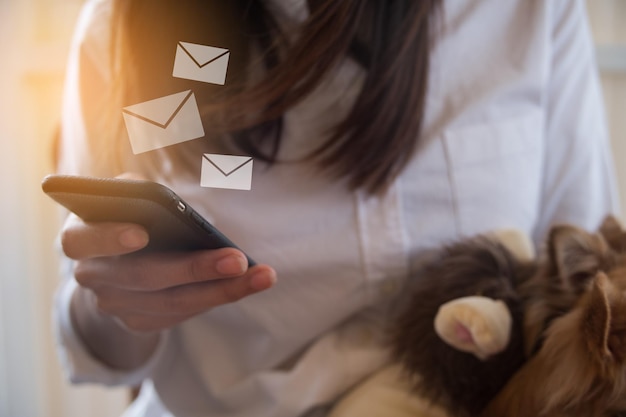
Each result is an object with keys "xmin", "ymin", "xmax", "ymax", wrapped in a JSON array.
[
  {"xmin": 53, "ymin": 0, "xmax": 170, "ymax": 387},
  {"xmin": 53, "ymin": 264, "xmax": 171, "ymax": 387},
  {"xmin": 533, "ymin": 0, "xmax": 621, "ymax": 241}
]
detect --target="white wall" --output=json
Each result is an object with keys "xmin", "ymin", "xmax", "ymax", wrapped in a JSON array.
[
  {"xmin": 0, "ymin": 1, "xmax": 624, "ymax": 417},
  {"xmin": 0, "ymin": 1, "xmax": 128, "ymax": 416}
]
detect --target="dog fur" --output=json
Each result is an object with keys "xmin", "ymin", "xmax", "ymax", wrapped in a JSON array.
[{"xmin": 389, "ymin": 216, "xmax": 626, "ymax": 417}]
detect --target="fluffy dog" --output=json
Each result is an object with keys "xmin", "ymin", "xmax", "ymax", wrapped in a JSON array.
[{"xmin": 331, "ymin": 216, "xmax": 626, "ymax": 417}]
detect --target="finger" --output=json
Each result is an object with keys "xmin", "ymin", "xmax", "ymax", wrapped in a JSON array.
[
  {"xmin": 74, "ymin": 247, "xmax": 252, "ymax": 290},
  {"xmin": 94, "ymin": 264, "xmax": 277, "ymax": 316},
  {"xmin": 61, "ymin": 214, "xmax": 149, "ymax": 259}
]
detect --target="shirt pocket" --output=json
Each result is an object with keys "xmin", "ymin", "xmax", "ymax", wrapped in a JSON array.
[{"xmin": 443, "ymin": 111, "xmax": 545, "ymax": 236}]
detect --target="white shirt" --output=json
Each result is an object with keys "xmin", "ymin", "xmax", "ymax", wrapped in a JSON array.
[{"xmin": 54, "ymin": 0, "xmax": 620, "ymax": 416}]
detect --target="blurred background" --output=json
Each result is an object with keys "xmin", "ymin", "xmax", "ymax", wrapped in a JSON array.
[{"xmin": 0, "ymin": 1, "xmax": 625, "ymax": 416}]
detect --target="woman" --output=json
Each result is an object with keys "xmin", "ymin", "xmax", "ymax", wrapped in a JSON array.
[{"xmin": 54, "ymin": 0, "xmax": 618, "ymax": 416}]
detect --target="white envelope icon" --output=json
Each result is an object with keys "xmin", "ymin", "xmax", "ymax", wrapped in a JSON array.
[
  {"xmin": 201, "ymin": 154, "xmax": 253, "ymax": 190},
  {"xmin": 122, "ymin": 90, "xmax": 205, "ymax": 154},
  {"xmin": 173, "ymin": 41, "xmax": 230, "ymax": 85}
]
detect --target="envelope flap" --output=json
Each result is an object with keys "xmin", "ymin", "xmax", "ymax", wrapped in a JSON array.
[
  {"xmin": 123, "ymin": 91, "xmax": 192, "ymax": 126},
  {"xmin": 179, "ymin": 42, "xmax": 229, "ymax": 67},
  {"xmin": 204, "ymin": 154, "xmax": 252, "ymax": 175}
]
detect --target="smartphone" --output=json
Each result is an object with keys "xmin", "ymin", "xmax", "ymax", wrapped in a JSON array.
[{"xmin": 41, "ymin": 174, "xmax": 256, "ymax": 266}]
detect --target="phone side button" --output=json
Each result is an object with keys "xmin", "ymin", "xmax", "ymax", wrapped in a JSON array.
[{"xmin": 191, "ymin": 211, "xmax": 215, "ymax": 234}]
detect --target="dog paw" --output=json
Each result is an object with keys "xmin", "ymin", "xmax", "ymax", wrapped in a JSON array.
[{"xmin": 434, "ymin": 296, "xmax": 512, "ymax": 360}]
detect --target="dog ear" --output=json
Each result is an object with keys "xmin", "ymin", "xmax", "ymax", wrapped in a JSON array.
[
  {"xmin": 582, "ymin": 273, "xmax": 613, "ymax": 362},
  {"xmin": 548, "ymin": 225, "xmax": 610, "ymax": 292},
  {"xmin": 581, "ymin": 272, "xmax": 626, "ymax": 364},
  {"xmin": 599, "ymin": 215, "xmax": 626, "ymax": 253}
]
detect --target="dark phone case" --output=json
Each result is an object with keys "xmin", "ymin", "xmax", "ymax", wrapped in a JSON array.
[{"xmin": 41, "ymin": 175, "xmax": 256, "ymax": 266}]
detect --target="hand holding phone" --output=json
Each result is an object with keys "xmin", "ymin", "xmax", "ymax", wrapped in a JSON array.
[
  {"xmin": 42, "ymin": 174, "xmax": 256, "ymax": 265},
  {"xmin": 43, "ymin": 174, "xmax": 276, "ymax": 336}
]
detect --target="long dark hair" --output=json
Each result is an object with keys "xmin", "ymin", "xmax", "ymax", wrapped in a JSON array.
[{"xmin": 110, "ymin": 0, "xmax": 442, "ymax": 194}]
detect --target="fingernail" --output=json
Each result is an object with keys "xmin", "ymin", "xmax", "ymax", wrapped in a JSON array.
[
  {"xmin": 216, "ymin": 255, "xmax": 247, "ymax": 276},
  {"xmin": 249, "ymin": 271, "xmax": 277, "ymax": 291},
  {"xmin": 119, "ymin": 228, "xmax": 149, "ymax": 249}
]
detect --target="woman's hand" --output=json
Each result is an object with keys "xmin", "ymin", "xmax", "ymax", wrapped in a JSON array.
[{"xmin": 61, "ymin": 213, "xmax": 276, "ymax": 370}]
